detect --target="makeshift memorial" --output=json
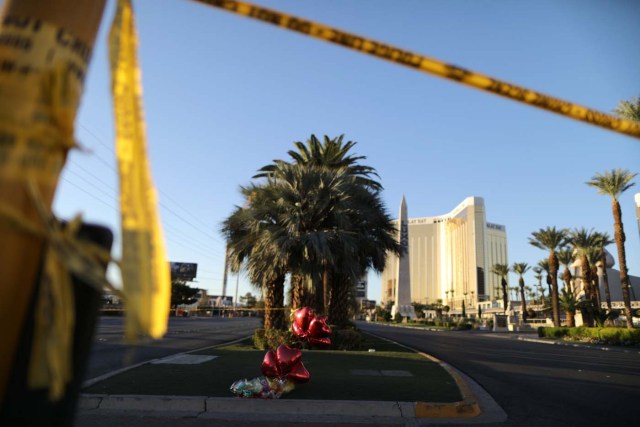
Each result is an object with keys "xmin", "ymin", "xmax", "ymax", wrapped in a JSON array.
[{"xmin": 230, "ymin": 307, "xmax": 329, "ymax": 398}]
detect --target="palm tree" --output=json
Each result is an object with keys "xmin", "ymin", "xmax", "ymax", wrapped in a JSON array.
[
  {"xmin": 557, "ymin": 247, "xmax": 574, "ymax": 294},
  {"xmin": 593, "ymin": 231, "xmax": 614, "ymax": 311},
  {"xmin": 568, "ymin": 227, "xmax": 598, "ymax": 301},
  {"xmin": 253, "ymin": 134, "xmax": 395, "ymax": 320},
  {"xmin": 491, "ymin": 263, "xmax": 510, "ymax": 313},
  {"xmin": 613, "ymin": 96, "xmax": 640, "ymax": 121},
  {"xmin": 559, "ymin": 287, "xmax": 578, "ymax": 327},
  {"xmin": 585, "ymin": 246, "xmax": 603, "ymax": 310},
  {"xmin": 512, "ymin": 262, "xmax": 530, "ymax": 321},
  {"xmin": 587, "ymin": 169, "xmax": 637, "ymax": 328},
  {"xmin": 537, "ymin": 260, "xmax": 552, "ymax": 303},
  {"xmin": 532, "ymin": 266, "xmax": 543, "ymax": 304},
  {"xmin": 529, "ymin": 227, "xmax": 569, "ymax": 327},
  {"xmin": 222, "ymin": 183, "xmax": 291, "ymax": 330}
]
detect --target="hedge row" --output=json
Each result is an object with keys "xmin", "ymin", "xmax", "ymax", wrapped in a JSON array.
[{"xmin": 537, "ymin": 326, "xmax": 640, "ymax": 345}]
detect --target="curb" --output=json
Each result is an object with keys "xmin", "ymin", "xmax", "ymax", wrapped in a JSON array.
[
  {"xmin": 514, "ymin": 336, "xmax": 640, "ymax": 354},
  {"xmin": 80, "ymin": 395, "xmax": 413, "ymax": 417},
  {"xmin": 364, "ymin": 333, "xmax": 482, "ymax": 419}
]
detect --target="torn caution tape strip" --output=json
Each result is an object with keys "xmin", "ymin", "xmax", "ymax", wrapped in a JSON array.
[
  {"xmin": 109, "ymin": 0, "xmax": 171, "ymax": 341},
  {"xmin": 193, "ymin": 0, "xmax": 640, "ymax": 139}
]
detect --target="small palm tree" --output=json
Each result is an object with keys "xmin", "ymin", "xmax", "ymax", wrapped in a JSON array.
[
  {"xmin": 537, "ymin": 259, "xmax": 553, "ymax": 299},
  {"xmin": 568, "ymin": 227, "xmax": 598, "ymax": 301},
  {"xmin": 491, "ymin": 263, "xmax": 510, "ymax": 313},
  {"xmin": 512, "ymin": 262, "xmax": 530, "ymax": 321},
  {"xmin": 593, "ymin": 231, "xmax": 614, "ymax": 311},
  {"xmin": 559, "ymin": 287, "xmax": 578, "ymax": 327},
  {"xmin": 529, "ymin": 227, "xmax": 569, "ymax": 327},
  {"xmin": 585, "ymin": 246, "xmax": 603, "ymax": 309},
  {"xmin": 586, "ymin": 169, "xmax": 637, "ymax": 328},
  {"xmin": 557, "ymin": 247, "xmax": 574, "ymax": 293},
  {"xmin": 613, "ymin": 96, "xmax": 640, "ymax": 122},
  {"xmin": 532, "ymin": 266, "xmax": 543, "ymax": 303}
]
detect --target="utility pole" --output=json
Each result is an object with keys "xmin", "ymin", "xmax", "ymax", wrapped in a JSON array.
[{"xmin": 222, "ymin": 244, "xmax": 229, "ymax": 297}]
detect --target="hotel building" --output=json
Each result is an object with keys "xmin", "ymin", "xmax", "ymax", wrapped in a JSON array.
[{"xmin": 381, "ymin": 196, "xmax": 508, "ymax": 309}]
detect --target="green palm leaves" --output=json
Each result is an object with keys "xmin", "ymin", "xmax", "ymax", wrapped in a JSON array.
[{"xmin": 222, "ymin": 135, "xmax": 400, "ymax": 330}]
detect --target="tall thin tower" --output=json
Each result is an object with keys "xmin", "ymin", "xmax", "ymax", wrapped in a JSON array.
[{"xmin": 391, "ymin": 196, "xmax": 416, "ymax": 319}]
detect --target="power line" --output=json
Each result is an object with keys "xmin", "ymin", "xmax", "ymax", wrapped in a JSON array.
[
  {"xmin": 61, "ymin": 177, "xmax": 119, "ymax": 212},
  {"xmin": 76, "ymin": 122, "xmax": 226, "ymax": 246},
  {"xmin": 64, "ymin": 168, "xmax": 117, "ymax": 201}
]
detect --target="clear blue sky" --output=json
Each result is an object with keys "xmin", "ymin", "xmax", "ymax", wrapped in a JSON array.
[{"xmin": 46, "ymin": 0, "xmax": 640, "ymax": 303}]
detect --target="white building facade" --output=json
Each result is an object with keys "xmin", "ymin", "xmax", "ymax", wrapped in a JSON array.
[{"xmin": 381, "ymin": 196, "xmax": 508, "ymax": 309}]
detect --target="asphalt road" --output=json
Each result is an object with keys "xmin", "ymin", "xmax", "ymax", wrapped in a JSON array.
[
  {"xmin": 83, "ymin": 316, "xmax": 261, "ymax": 383},
  {"xmin": 358, "ymin": 322, "xmax": 640, "ymax": 426}
]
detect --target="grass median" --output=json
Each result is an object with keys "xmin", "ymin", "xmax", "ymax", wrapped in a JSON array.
[{"xmin": 83, "ymin": 333, "xmax": 461, "ymax": 403}]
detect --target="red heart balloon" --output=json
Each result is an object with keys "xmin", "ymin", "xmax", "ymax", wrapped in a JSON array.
[
  {"xmin": 286, "ymin": 360, "xmax": 310, "ymax": 383},
  {"xmin": 292, "ymin": 322, "xmax": 306, "ymax": 340},
  {"xmin": 293, "ymin": 307, "xmax": 313, "ymax": 331},
  {"xmin": 261, "ymin": 350, "xmax": 279, "ymax": 377},
  {"xmin": 308, "ymin": 316, "xmax": 331, "ymax": 338},
  {"xmin": 276, "ymin": 345, "xmax": 302, "ymax": 372}
]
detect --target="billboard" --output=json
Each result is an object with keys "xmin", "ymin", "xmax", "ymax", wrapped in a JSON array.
[
  {"xmin": 361, "ymin": 299, "xmax": 376, "ymax": 310},
  {"xmin": 170, "ymin": 262, "xmax": 198, "ymax": 281},
  {"xmin": 355, "ymin": 280, "xmax": 366, "ymax": 298}
]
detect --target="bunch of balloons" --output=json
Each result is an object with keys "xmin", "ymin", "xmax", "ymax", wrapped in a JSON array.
[
  {"xmin": 230, "ymin": 307, "xmax": 332, "ymax": 399},
  {"xmin": 291, "ymin": 307, "xmax": 332, "ymax": 347}
]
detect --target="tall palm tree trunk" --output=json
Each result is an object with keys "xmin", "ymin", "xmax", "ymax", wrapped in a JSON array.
[
  {"xmin": 612, "ymin": 199, "xmax": 634, "ymax": 328},
  {"xmin": 579, "ymin": 256, "xmax": 592, "ymax": 298},
  {"xmin": 600, "ymin": 252, "xmax": 612, "ymax": 311},
  {"xmin": 519, "ymin": 281, "xmax": 528, "ymax": 321},
  {"xmin": 566, "ymin": 311, "xmax": 575, "ymax": 327},
  {"xmin": 549, "ymin": 253, "xmax": 561, "ymax": 327},
  {"xmin": 590, "ymin": 265, "xmax": 602, "ymax": 309},
  {"xmin": 263, "ymin": 276, "xmax": 286, "ymax": 330},
  {"xmin": 291, "ymin": 273, "xmax": 305, "ymax": 310},
  {"xmin": 329, "ymin": 274, "xmax": 351, "ymax": 327},
  {"xmin": 322, "ymin": 268, "xmax": 329, "ymax": 314},
  {"xmin": 501, "ymin": 278, "xmax": 508, "ymax": 314}
]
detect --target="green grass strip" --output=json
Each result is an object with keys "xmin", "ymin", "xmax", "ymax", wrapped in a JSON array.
[{"xmin": 84, "ymin": 333, "xmax": 461, "ymax": 402}]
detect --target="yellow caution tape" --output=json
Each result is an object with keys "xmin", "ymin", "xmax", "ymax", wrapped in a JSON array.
[
  {"xmin": 193, "ymin": 0, "xmax": 640, "ymax": 139},
  {"xmin": 0, "ymin": 15, "xmax": 92, "ymax": 402},
  {"xmin": 0, "ymin": 16, "xmax": 87, "ymax": 182},
  {"xmin": 109, "ymin": 0, "xmax": 171, "ymax": 341}
]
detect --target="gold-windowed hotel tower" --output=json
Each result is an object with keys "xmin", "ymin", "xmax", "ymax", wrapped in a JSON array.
[{"xmin": 381, "ymin": 196, "xmax": 508, "ymax": 309}]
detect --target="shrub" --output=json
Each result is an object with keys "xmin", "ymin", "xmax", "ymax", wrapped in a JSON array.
[
  {"xmin": 330, "ymin": 328, "xmax": 364, "ymax": 350},
  {"xmin": 252, "ymin": 328, "xmax": 296, "ymax": 350},
  {"xmin": 538, "ymin": 326, "xmax": 640, "ymax": 345},
  {"xmin": 538, "ymin": 327, "xmax": 570, "ymax": 338},
  {"xmin": 394, "ymin": 313, "xmax": 403, "ymax": 323},
  {"xmin": 455, "ymin": 319, "xmax": 472, "ymax": 330}
]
